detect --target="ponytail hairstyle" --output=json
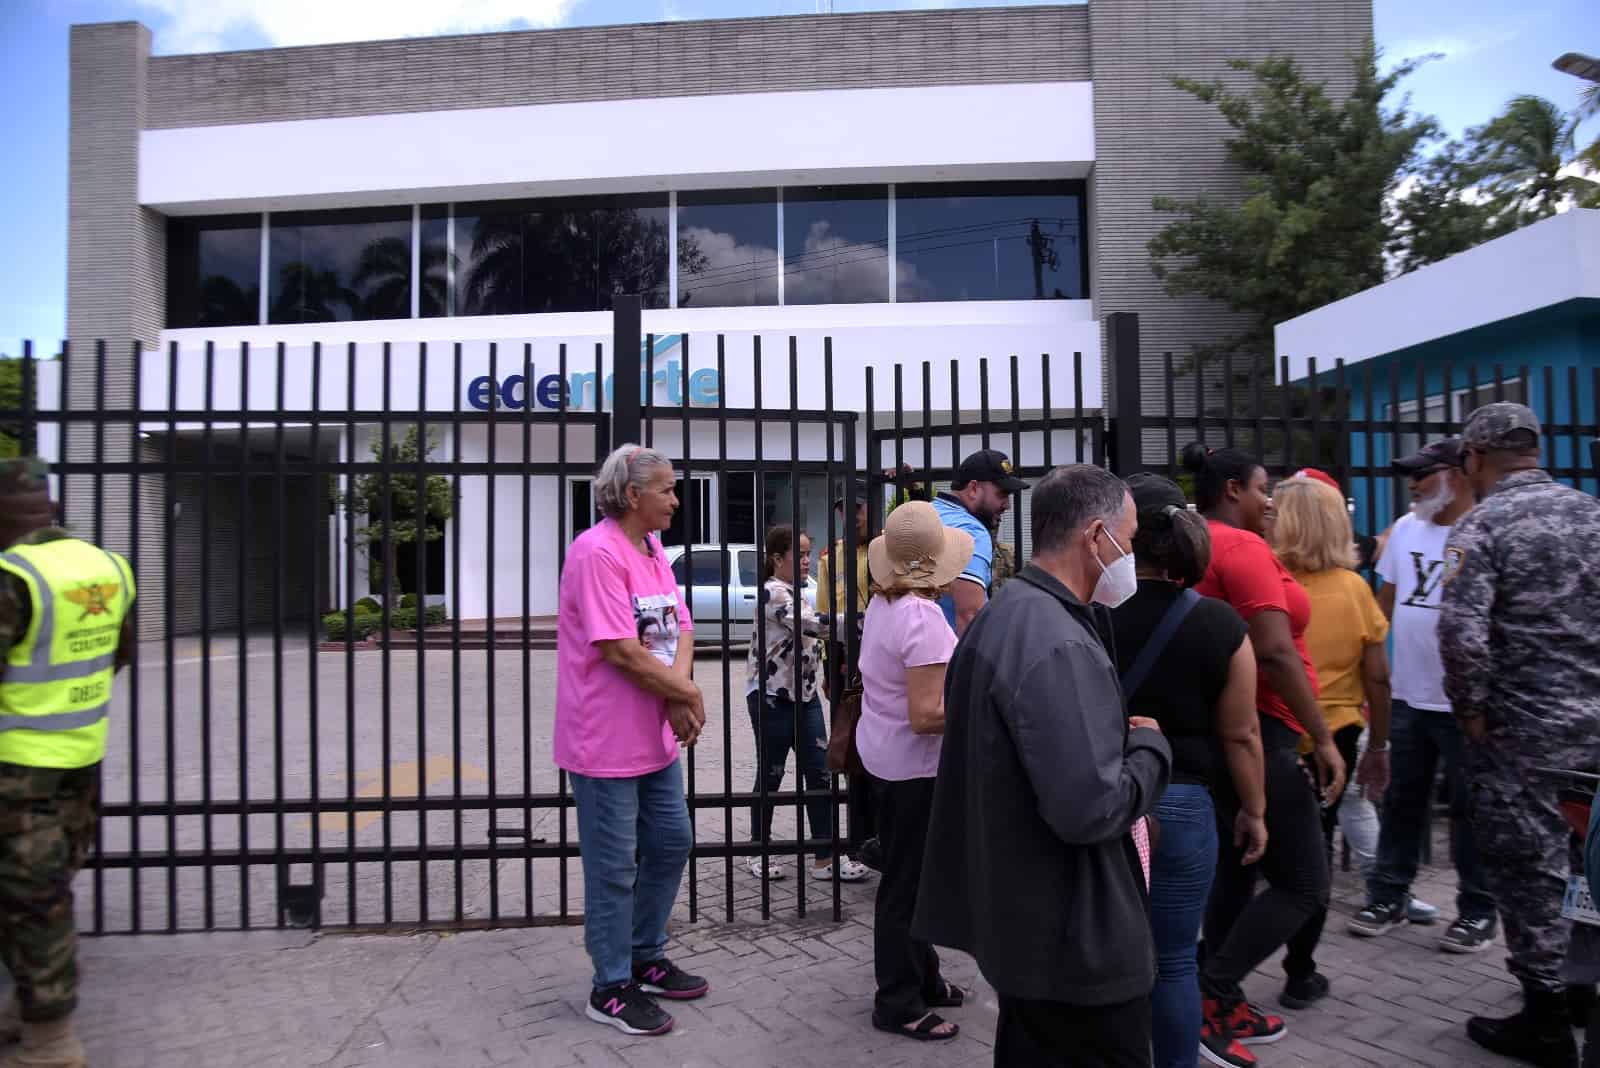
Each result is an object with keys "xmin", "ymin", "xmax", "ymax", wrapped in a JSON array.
[
  {"xmin": 1180, "ymin": 442, "xmax": 1264, "ymax": 513},
  {"xmin": 761, "ymin": 525, "xmax": 803, "ymax": 584},
  {"xmin": 1127, "ymin": 473, "xmax": 1213, "ymax": 587}
]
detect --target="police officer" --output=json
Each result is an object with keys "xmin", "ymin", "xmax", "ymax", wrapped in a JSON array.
[
  {"xmin": 1440, "ymin": 404, "xmax": 1600, "ymax": 1068},
  {"xmin": 0, "ymin": 459, "xmax": 135, "ymax": 1068}
]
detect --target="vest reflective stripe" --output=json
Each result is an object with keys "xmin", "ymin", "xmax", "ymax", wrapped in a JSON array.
[
  {"xmin": 0, "ymin": 702, "xmax": 109, "ymax": 732},
  {"xmin": 0, "ymin": 550, "xmax": 53, "ymax": 678},
  {"xmin": 2, "ymin": 653, "xmax": 116, "ymax": 684}
]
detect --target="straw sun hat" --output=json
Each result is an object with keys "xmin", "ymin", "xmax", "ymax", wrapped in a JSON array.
[{"xmin": 868, "ymin": 500, "xmax": 976, "ymax": 593}]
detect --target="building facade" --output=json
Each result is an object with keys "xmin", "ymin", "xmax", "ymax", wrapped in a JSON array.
[{"xmin": 65, "ymin": 2, "xmax": 1371, "ymax": 625}]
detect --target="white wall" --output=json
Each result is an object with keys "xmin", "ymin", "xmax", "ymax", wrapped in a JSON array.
[
  {"xmin": 140, "ymin": 82, "xmax": 1094, "ymax": 213},
  {"xmin": 1277, "ymin": 209, "xmax": 1600, "ymax": 382}
]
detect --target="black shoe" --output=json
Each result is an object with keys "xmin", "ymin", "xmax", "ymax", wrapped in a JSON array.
[
  {"xmin": 587, "ymin": 983, "xmax": 674, "ymax": 1036},
  {"xmin": 857, "ymin": 836, "xmax": 884, "ymax": 872},
  {"xmin": 632, "ymin": 958, "xmax": 709, "ymax": 1000},
  {"xmin": 1347, "ymin": 900, "xmax": 1407, "ymax": 938},
  {"xmin": 1440, "ymin": 916, "xmax": 1497, "ymax": 954},
  {"xmin": 1467, "ymin": 988, "xmax": 1578, "ymax": 1068},
  {"xmin": 1281, "ymin": 971, "xmax": 1330, "ymax": 1011}
]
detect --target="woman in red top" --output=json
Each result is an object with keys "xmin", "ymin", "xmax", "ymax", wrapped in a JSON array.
[{"xmin": 1180, "ymin": 443, "xmax": 1346, "ymax": 1068}]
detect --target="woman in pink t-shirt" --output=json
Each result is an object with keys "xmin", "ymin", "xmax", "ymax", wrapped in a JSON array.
[
  {"xmin": 856, "ymin": 501, "xmax": 973, "ymax": 1043},
  {"xmin": 555, "ymin": 445, "xmax": 708, "ymax": 1039}
]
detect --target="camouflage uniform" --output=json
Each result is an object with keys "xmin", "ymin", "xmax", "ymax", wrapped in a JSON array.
[
  {"xmin": 989, "ymin": 538, "xmax": 1017, "ymax": 594},
  {"xmin": 0, "ymin": 528, "xmax": 108, "ymax": 1025},
  {"xmin": 1440, "ymin": 406, "xmax": 1600, "ymax": 996}
]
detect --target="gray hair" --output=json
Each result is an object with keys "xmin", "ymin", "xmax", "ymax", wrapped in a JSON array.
[
  {"xmin": 594, "ymin": 444, "xmax": 674, "ymax": 520},
  {"xmin": 1031, "ymin": 464, "xmax": 1129, "ymax": 555}
]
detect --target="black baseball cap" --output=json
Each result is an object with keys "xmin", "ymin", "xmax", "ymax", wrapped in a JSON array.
[
  {"xmin": 832, "ymin": 477, "xmax": 866, "ymax": 509},
  {"xmin": 952, "ymin": 449, "xmax": 1028, "ymax": 493},
  {"xmin": 1391, "ymin": 437, "xmax": 1464, "ymax": 475}
]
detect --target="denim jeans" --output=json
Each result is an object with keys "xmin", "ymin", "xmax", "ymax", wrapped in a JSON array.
[
  {"xmin": 747, "ymin": 692, "xmax": 834, "ymax": 861},
  {"xmin": 1150, "ymin": 784, "xmax": 1218, "ymax": 1068},
  {"xmin": 570, "ymin": 758, "xmax": 693, "ymax": 990},
  {"xmin": 1367, "ymin": 701, "xmax": 1495, "ymax": 922}
]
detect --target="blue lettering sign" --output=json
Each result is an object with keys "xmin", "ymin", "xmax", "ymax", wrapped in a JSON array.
[
  {"xmin": 461, "ymin": 339, "xmax": 718, "ymax": 412},
  {"xmin": 467, "ymin": 375, "xmax": 494, "ymax": 411}
]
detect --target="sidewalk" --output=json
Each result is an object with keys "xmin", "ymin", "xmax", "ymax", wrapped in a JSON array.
[{"xmin": 64, "ymin": 830, "xmax": 1547, "ymax": 1068}]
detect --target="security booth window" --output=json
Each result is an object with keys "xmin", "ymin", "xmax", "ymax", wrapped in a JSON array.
[
  {"xmin": 894, "ymin": 180, "xmax": 1089, "ymax": 302},
  {"xmin": 782, "ymin": 185, "xmax": 889, "ymax": 305},
  {"xmin": 268, "ymin": 207, "xmax": 414, "ymax": 324},
  {"xmin": 167, "ymin": 214, "xmax": 263, "ymax": 328},
  {"xmin": 676, "ymin": 189, "xmax": 780, "ymax": 309}
]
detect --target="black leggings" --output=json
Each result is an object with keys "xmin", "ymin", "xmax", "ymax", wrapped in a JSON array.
[
  {"xmin": 1201, "ymin": 716, "xmax": 1331, "ymax": 1003},
  {"xmin": 1282, "ymin": 722, "xmax": 1363, "ymax": 979}
]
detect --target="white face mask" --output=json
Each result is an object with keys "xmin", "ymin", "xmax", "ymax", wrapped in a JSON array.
[
  {"xmin": 1091, "ymin": 527, "xmax": 1138, "ymax": 608},
  {"xmin": 1411, "ymin": 480, "xmax": 1455, "ymax": 523}
]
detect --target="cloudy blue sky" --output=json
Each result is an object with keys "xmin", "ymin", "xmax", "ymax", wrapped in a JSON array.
[{"xmin": 1, "ymin": 0, "xmax": 1595, "ymax": 349}]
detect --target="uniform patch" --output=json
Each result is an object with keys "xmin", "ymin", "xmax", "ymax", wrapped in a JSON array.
[{"xmin": 1443, "ymin": 546, "xmax": 1467, "ymax": 584}]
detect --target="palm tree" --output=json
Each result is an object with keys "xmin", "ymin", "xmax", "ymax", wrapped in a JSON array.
[{"xmin": 1465, "ymin": 94, "xmax": 1596, "ymax": 221}]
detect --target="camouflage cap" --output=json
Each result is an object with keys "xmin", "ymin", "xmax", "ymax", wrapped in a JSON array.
[
  {"xmin": 1461, "ymin": 402, "xmax": 1541, "ymax": 450},
  {"xmin": 0, "ymin": 457, "xmax": 53, "ymax": 530}
]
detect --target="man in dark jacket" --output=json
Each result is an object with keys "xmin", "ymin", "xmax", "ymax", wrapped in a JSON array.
[{"xmin": 914, "ymin": 463, "xmax": 1172, "ymax": 1067}]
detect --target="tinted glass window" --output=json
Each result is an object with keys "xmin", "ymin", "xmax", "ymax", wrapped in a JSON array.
[
  {"xmin": 895, "ymin": 181, "xmax": 1087, "ymax": 302},
  {"xmin": 685, "ymin": 550, "xmax": 725, "ymax": 586},
  {"xmin": 783, "ymin": 185, "xmax": 888, "ymax": 305},
  {"xmin": 419, "ymin": 205, "xmax": 449, "ymax": 318},
  {"xmin": 167, "ymin": 215, "xmax": 262, "ymax": 328},
  {"xmin": 737, "ymin": 551, "xmax": 758, "ymax": 586},
  {"xmin": 671, "ymin": 555, "xmax": 690, "ymax": 584},
  {"xmin": 268, "ymin": 207, "xmax": 412, "ymax": 324},
  {"xmin": 676, "ymin": 189, "xmax": 778, "ymax": 308},
  {"xmin": 453, "ymin": 194, "xmax": 670, "ymax": 317}
]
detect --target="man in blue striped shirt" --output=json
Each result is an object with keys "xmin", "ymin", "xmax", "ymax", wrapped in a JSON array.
[{"xmin": 932, "ymin": 450, "xmax": 1027, "ymax": 636}]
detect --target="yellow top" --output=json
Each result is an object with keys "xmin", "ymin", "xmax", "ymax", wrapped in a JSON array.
[
  {"xmin": 1292, "ymin": 567, "xmax": 1389, "ymax": 746},
  {"xmin": 816, "ymin": 539, "xmax": 870, "ymax": 618}
]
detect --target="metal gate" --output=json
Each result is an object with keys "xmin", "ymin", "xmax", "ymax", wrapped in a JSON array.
[{"xmin": 3, "ymin": 306, "xmax": 1597, "ymax": 934}]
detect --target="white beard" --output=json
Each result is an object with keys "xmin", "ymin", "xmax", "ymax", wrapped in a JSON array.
[{"xmin": 1411, "ymin": 484, "xmax": 1454, "ymax": 523}]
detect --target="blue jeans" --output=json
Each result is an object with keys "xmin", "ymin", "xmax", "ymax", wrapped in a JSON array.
[
  {"xmin": 747, "ymin": 692, "xmax": 834, "ymax": 861},
  {"xmin": 570, "ymin": 758, "xmax": 693, "ymax": 991},
  {"xmin": 1150, "ymin": 784, "xmax": 1218, "ymax": 1068},
  {"xmin": 1367, "ymin": 701, "xmax": 1495, "ymax": 921}
]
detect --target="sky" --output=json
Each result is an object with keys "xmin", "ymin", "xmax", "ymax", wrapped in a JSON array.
[{"xmin": 1, "ymin": 0, "xmax": 1596, "ymax": 351}]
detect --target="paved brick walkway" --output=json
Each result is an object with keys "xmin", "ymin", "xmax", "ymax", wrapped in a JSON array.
[{"xmin": 57, "ymin": 827, "xmax": 1569, "ymax": 1068}]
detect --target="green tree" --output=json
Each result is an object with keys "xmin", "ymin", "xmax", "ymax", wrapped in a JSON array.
[
  {"xmin": 1463, "ymin": 94, "xmax": 1597, "ymax": 221},
  {"xmin": 1387, "ymin": 140, "xmax": 1517, "ymax": 273},
  {"xmin": 335, "ymin": 426, "xmax": 452, "ymax": 598},
  {"xmin": 1148, "ymin": 47, "xmax": 1437, "ymax": 365}
]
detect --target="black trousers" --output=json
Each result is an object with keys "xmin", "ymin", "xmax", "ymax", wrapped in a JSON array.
[
  {"xmin": 1202, "ymin": 718, "xmax": 1330, "ymax": 1003},
  {"xmin": 1282, "ymin": 722, "xmax": 1363, "ymax": 979},
  {"xmin": 872, "ymin": 775, "xmax": 944, "ymax": 1024},
  {"xmin": 994, "ymin": 993, "xmax": 1152, "ymax": 1067}
]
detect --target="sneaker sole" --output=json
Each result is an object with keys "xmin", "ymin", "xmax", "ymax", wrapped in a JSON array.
[
  {"xmin": 1198, "ymin": 1042, "xmax": 1254, "ymax": 1068},
  {"xmin": 638, "ymin": 981, "xmax": 710, "ymax": 1000},
  {"xmin": 1346, "ymin": 918, "xmax": 1405, "ymax": 938},
  {"xmin": 1439, "ymin": 938, "xmax": 1494, "ymax": 954},
  {"xmin": 1237, "ymin": 1029, "xmax": 1287, "ymax": 1045},
  {"xmin": 585, "ymin": 1002, "xmax": 674, "ymax": 1036}
]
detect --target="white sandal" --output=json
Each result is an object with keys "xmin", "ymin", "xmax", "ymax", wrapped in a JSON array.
[{"xmin": 746, "ymin": 855, "xmax": 787, "ymax": 880}]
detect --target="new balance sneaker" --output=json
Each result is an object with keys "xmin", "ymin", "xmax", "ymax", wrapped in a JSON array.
[
  {"xmin": 1198, "ymin": 1015, "xmax": 1256, "ymax": 1068},
  {"xmin": 1227, "ymin": 1000, "xmax": 1288, "ymax": 1044},
  {"xmin": 1407, "ymin": 897, "xmax": 1441, "ymax": 925},
  {"xmin": 1440, "ymin": 916, "xmax": 1497, "ymax": 954},
  {"xmin": 1280, "ymin": 971, "xmax": 1330, "ymax": 1011},
  {"xmin": 586, "ymin": 983, "xmax": 673, "ymax": 1036},
  {"xmin": 632, "ymin": 958, "xmax": 710, "ymax": 1000},
  {"xmin": 1347, "ymin": 900, "xmax": 1408, "ymax": 937}
]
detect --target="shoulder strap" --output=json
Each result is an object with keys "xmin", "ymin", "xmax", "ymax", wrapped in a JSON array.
[{"xmin": 1120, "ymin": 588, "xmax": 1200, "ymax": 698}]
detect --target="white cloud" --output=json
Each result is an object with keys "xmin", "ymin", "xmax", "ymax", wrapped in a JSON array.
[
  {"xmin": 1383, "ymin": 21, "xmax": 1522, "ymax": 69},
  {"xmin": 136, "ymin": 0, "xmax": 576, "ymax": 54}
]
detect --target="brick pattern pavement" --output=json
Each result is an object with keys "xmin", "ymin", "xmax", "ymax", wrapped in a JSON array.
[{"xmin": 46, "ymin": 823, "xmax": 1572, "ymax": 1068}]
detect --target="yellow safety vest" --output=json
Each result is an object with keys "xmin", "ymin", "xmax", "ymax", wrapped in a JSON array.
[{"xmin": 0, "ymin": 538, "xmax": 134, "ymax": 769}]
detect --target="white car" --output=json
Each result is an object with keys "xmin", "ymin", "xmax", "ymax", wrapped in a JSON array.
[{"xmin": 661, "ymin": 543, "xmax": 819, "ymax": 646}]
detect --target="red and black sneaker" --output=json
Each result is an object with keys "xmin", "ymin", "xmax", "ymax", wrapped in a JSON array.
[
  {"xmin": 1199, "ymin": 1013, "xmax": 1256, "ymax": 1068},
  {"xmin": 632, "ymin": 958, "xmax": 710, "ymax": 1000},
  {"xmin": 1226, "ymin": 1000, "xmax": 1287, "ymax": 1045}
]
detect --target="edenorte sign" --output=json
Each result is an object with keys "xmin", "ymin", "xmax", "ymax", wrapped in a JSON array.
[{"xmin": 464, "ymin": 335, "xmax": 720, "ymax": 412}]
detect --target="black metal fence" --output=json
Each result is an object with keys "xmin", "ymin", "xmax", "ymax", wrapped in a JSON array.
[{"xmin": 3, "ymin": 305, "xmax": 1597, "ymax": 936}]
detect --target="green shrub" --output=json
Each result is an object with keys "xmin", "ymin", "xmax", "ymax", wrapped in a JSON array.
[
  {"xmin": 399, "ymin": 593, "xmax": 419, "ymax": 610},
  {"xmin": 388, "ymin": 605, "xmax": 445, "ymax": 631},
  {"xmin": 323, "ymin": 610, "xmax": 380, "ymax": 642},
  {"xmin": 354, "ymin": 596, "xmax": 381, "ymax": 613}
]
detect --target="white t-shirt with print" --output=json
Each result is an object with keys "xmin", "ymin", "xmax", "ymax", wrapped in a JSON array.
[{"xmin": 1376, "ymin": 513, "xmax": 1453, "ymax": 712}]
